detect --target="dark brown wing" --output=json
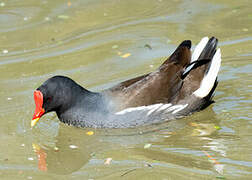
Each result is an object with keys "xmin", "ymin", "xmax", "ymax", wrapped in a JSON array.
[
  {"xmin": 108, "ymin": 74, "xmax": 149, "ymax": 92},
  {"xmin": 103, "ymin": 40, "xmax": 192, "ymax": 111}
]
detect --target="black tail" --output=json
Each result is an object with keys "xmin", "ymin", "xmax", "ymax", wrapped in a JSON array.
[{"xmin": 171, "ymin": 37, "xmax": 221, "ymax": 114}]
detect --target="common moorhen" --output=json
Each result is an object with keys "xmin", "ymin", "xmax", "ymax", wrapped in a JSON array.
[{"xmin": 32, "ymin": 37, "xmax": 221, "ymax": 128}]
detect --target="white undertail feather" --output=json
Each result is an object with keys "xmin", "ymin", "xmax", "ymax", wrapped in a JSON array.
[
  {"xmin": 191, "ymin": 37, "xmax": 209, "ymax": 62},
  {"xmin": 193, "ymin": 48, "xmax": 222, "ymax": 98}
]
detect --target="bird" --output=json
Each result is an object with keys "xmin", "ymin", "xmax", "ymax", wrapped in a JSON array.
[{"xmin": 31, "ymin": 37, "xmax": 221, "ymax": 128}]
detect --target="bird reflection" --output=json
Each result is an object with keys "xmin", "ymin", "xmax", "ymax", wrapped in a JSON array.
[
  {"xmin": 31, "ymin": 107, "xmax": 226, "ymax": 176},
  {"xmin": 32, "ymin": 124, "xmax": 97, "ymax": 175},
  {"xmin": 133, "ymin": 107, "xmax": 226, "ymax": 175}
]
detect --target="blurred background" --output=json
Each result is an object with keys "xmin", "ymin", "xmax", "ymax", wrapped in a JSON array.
[{"xmin": 0, "ymin": 0, "xmax": 251, "ymax": 179}]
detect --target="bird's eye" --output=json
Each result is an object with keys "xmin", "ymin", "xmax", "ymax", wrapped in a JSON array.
[{"xmin": 46, "ymin": 97, "xmax": 52, "ymax": 102}]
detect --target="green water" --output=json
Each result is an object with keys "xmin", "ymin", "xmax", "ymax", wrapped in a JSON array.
[{"xmin": 0, "ymin": 0, "xmax": 251, "ymax": 179}]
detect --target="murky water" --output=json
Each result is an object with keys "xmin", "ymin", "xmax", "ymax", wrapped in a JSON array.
[{"xmin": 0, "ymin": 0, "xmax": 251, "ymax": 179}]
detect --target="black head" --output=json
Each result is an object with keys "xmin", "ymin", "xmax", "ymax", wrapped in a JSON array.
[
  {"xmin": 38, "ymin": 76, "xmax": 76, "ymax": 112},
  {"xmin": 31, "ymin": 76, "xmax": 85, "ymax": 127}
]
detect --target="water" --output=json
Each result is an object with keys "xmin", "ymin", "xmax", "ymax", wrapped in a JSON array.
[{"xmin": 0, "ymin": 0, "xmax": 251, "ymax": 179}]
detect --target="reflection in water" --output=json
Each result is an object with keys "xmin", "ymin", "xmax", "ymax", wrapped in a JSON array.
[
  {"xmin": 31, "ymin": 125, "xmax": 97, "ymax": 175},
  {"xmin": 32, "ymin": 144, "xmax": 47, "ymax": 172},
  {"xmin": 29, "ymin": 116, "xmax": 184, "ymax": 175},
  {"xmin": 132, "ymin": 109, "xmax": 226, "ymax": 175},
  {"xmin": 30, "ymin": 108, "xmax": 227, "ymax": 176}
]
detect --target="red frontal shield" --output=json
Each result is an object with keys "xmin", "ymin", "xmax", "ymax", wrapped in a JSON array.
[{"xmin": 31, "ymin": 90, "xmax": 45, "ymax": 127}]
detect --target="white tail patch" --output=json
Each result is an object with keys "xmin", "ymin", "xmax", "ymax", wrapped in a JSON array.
[
  {"xmin": 191, "ymin": 37, "xmax": 209, "ymax": 62},
  {"xmin": 115, "ymin": 103, "xmax": 187, "ymax": 116},
  {"xmin": 193, "ymin": 48, "xmax": 221, "ymax": 98}
]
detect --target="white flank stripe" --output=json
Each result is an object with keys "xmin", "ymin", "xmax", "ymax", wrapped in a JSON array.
[
  {"xmin": 158, "ymin": 103, "xmax": 172, "ymax": 111},
  {"xmin": 165, "ymin": 105, "xmax": 181, "ymax": 112},
  {"xmin": 193, "ymin": 48, "xmax": 222, "ymax": 98},
  {"xmin": 115, "ymin": 104, "xmax": 163, "ymax": 115},
  {"xmin": 115, "ymin": 103, "xmax": 187, "ymax": 116},
  {"xmin": 147, "ymin": 104, "xmax": 163, "ymax": 116},
  {"xmin": 172, "ymin": 104, "xmax": 188, "ymax": 114},
  {"xmin": 191, "ymin": 37, "xmax": 209, "ymax": 62}
]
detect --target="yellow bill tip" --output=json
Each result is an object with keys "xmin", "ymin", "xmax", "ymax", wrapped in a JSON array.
[{"xmin": 31, "ymin": 118, "xmax": 40, "ymax": 127}]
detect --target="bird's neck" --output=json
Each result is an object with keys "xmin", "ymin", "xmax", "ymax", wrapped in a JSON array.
[{"xmin": 56, "ymin": 88, "xmax": 108, "ymax": 127}]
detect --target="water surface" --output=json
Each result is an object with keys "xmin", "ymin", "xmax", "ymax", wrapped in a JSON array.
[{"xmin": 0, "ymin": 0, "xmax": 251, "ymax": 179}]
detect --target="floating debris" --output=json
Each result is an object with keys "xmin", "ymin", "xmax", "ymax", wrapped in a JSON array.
[
  {"xmin": 2, "ymin": 49, "xmax": 8, "ymax": 54},
  {"xmin": 144, "ymin": 143, "xmax": 152, "ymax": 149},
  {"xmin": 21, "ymin": 144, "xmax": 25, "ymax": 147},
  {"xmin": 144, "ymin": 44, "xmax": 152, "ymax": 50},
  {"xmin": 149, "ymin": 64, "xmax": 154, "ymax": 68},
  {"xmin": 44, "ymin": 17, "xmax": 50, "ymax": 21},
  {"xmin": 67, "ymin": 1, "xmax": 72, "ymax": 7},
  {"xmin": 0, "ymin": 2, "xmax": 5, "ymax": 7},
  {"xmin": 144, "ymin": 163, "xmax": 153, "ymax": 167},
  {"xmin": 216, "ymin": 176, "xmax": 226, "ymax": 179},
  {"xmin": 189, "ymin": 122, "xmax": 198, "ymax": 127},
  {"xmin": 23, "ymin": 17, "xmax": 28, "ymax": 21},
  {"xmin": 7, "ymin": 97, "xmax": 12, "ymax": 100},
  {"xmin": 54, "ymin": 147, "xmax": 59, "ymax": 151},
  {"xmin": 104, "ymin": 158, "xmax": 112, "ymax": 165},
  {"xmin": 160, "ymin": 131, "xmax": 174, "ymax": 135},
  {"xmin": 57, "ymin": 15, "xmax": 69, "ymax": 19},
  {"xmin": 121, "ymin": 168, "xmax": 137, "ymax": 177},
  {"xmin": 214, "ymin": 126, "xmax": 222, "ymax": 130},
  {"xmin": 215, "ymin": 164, "xmax": 225, "ymax": 175},
  {"xmin": 28, "ymin": 157, "xmax": 34, "ymax": 161},
  {"xmin": 120, "ymin": 53, "xmax": 131, "ymax": 58},
  {"xmin": 86, "ymin": 131, "xmax": 94, "ymax": 136},
  {"xmin": 69, "ymin": 145, "xmax": 78, "ymax": 149},
  {"xmin": 112, "ymin": 45, "xmax": 119, "ymax": 49},
  {"xmin": 242, "ymin": 28, "xmax": 248, "ymax": 32},
  {"xmin": 27, "ymin": 176, "xmax": 33, "ymax": 180}
]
